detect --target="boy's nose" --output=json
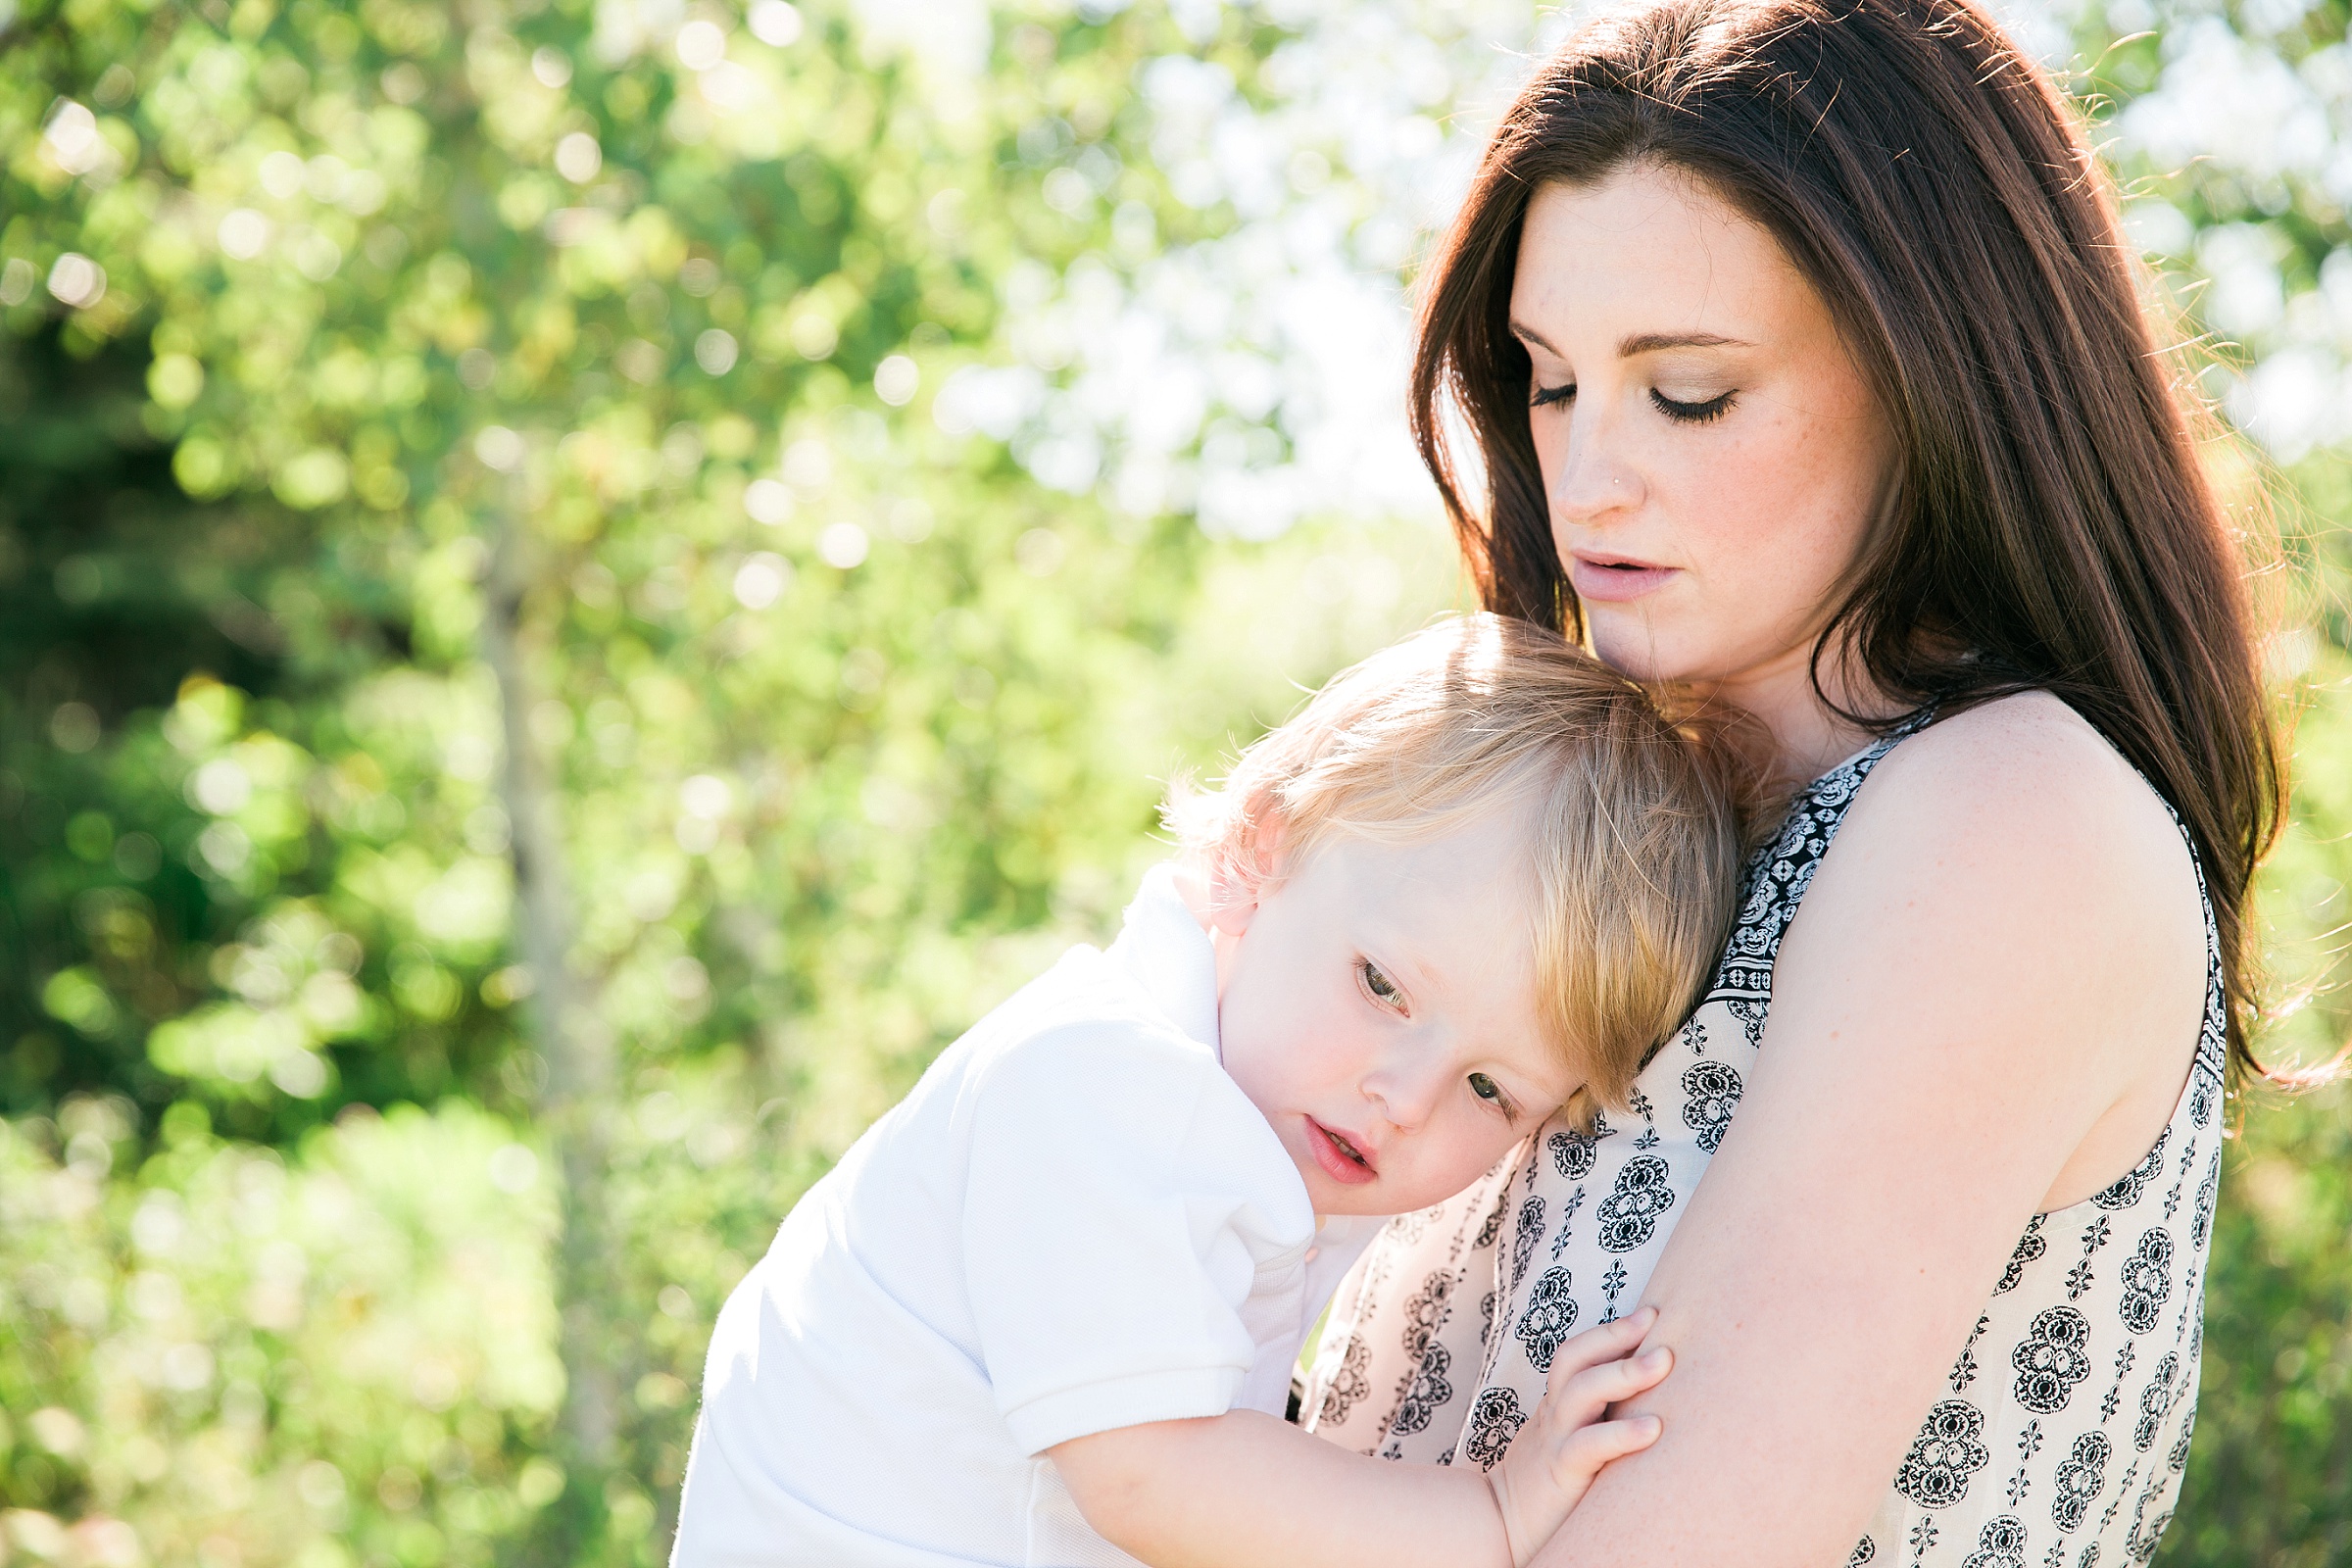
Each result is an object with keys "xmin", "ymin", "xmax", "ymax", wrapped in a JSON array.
[{"xmin": 1363, "ymin": 1058, "xmax": 1450, "ymax": 1137}]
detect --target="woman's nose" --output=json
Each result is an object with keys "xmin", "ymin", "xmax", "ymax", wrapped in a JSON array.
[{"xmin": 1544, "ymin": 410, "xmax": 1646, "ymax": 525}]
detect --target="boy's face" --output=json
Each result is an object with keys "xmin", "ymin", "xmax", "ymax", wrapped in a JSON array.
[{"xmin": 1206, "ymin": 815, "xmax": 1581, "ymax": 1217}]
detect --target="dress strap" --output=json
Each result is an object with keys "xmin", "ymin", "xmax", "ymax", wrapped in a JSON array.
[{"xmin": 1704, "ymin": 708, "xmax": 1938, "ymax": 1008}]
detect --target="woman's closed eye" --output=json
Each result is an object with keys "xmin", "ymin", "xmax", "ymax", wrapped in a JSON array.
[
  {"xmin": 1528, "ymin": 381, "xmax": 1738, "ymax": 424},
  {"xmin": 1651, "ymin": 387, "xmax": 1738, "ymax": 423}
]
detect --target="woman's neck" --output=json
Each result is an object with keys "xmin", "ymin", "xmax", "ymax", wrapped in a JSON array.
[{"xmin": 1698, "ymin": 640, "xmax": 1901, "ymax": 787}]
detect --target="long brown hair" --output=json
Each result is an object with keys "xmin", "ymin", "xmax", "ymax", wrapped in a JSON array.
[{"xmin": 1411, "ymin": 0, "xmax": 2285, "ymax": 1075}]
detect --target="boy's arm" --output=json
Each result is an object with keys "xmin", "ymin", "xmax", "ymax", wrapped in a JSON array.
[
  {"xmin": 1048, "ymin": 1310, "xmax": 1668, "ymax": 1568},
  {"xmin": 1052, "ymin": 1409, "xmax": 1510, "ymax": 1568}
]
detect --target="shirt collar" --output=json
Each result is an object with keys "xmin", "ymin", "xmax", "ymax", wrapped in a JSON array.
[{"xmin": 1107, "ymin": 861, "xmax": 1223, "ymax": 1060}]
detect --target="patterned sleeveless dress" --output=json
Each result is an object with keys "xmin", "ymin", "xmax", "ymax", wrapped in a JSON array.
[{"xmin": 1302, "ymin": 714, "xmax": 2227, "ymax": 1567}]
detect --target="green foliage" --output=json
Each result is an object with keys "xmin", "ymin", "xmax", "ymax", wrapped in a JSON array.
[
  {"xmin": 2169, "ymin": 643, "xmax": 2352, "ymax": 1565},
  {"xmin": 1, "ymin": 3, "xmax": 1459, "ymax": 1554},
  {"xmin": 0, "ymin": 0, "xmax": 2348, "ymax": 1562},
  {"xmin": 2048, "ymin": 0, "xmax": 2352, "ymax": 1555},
  {"xmin": 2, "ymin": 1095, "xmax": 564, "ymax": 1567}
]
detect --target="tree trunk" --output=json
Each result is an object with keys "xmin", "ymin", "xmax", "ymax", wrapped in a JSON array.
[{"xmin": 479, "ymin": 486, "xmax": 628, "ymax": 1550}]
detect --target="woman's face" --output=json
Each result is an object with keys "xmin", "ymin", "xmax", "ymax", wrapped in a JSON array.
[{"xmin": 1508, "ymin": 163, "xmax": 1900, "ymax": 707}]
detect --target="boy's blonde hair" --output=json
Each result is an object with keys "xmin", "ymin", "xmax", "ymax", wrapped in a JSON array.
[{"xmin": 1165, "ymin": 612, "xmax": 1742, "ymax": 1122}]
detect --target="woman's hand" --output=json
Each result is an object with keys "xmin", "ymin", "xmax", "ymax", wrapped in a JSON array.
[{"xmin": 1488, "ymin": 1307, "xmax": 1671, "ymax": 1566}]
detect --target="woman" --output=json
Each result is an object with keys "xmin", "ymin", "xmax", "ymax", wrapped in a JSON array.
[{"xmin": 1302, "ymin": 0, "xmax": 2282, "ymax": 1563}]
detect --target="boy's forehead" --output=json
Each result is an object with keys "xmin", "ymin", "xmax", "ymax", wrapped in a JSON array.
[
  {"xmin": 1320, "ymin": 822, "xmax": 1538, "ymax": 921},
  {"xmin": 1322, "ymin": 839, "xmax": 1540, "ymax": 987}
]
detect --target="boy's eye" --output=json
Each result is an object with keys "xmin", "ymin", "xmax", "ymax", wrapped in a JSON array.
[{"xmin": 1359, "ymin": 960, "xmax": 1402, "ymax": 1006}]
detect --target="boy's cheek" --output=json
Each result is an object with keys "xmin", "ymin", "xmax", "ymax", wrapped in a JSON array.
[{"xmin": 1417, "ymin": 1124, "xmax": 1522, "ymax": 1200}]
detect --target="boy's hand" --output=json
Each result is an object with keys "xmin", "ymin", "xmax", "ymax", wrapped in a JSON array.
[{"xmin": 1485, "ymin": 1305, "xmax": 1670, "ymax": 1568}]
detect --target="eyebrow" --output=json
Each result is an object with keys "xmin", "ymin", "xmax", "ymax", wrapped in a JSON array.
[{"xmin": 1508, "ymin": 321, "xmax": 1754, "ymax": 359}]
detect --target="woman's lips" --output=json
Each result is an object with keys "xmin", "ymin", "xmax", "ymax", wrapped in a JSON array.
[
  {"xmin": 1306, "ymin": 1118, "xmax": 1378, "ymax": 1186},
  {"xmin": 1568, "ymin": 554, "xmax": 1679, "ymax": 604}
]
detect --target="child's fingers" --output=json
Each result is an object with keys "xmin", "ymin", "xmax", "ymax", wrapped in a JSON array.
[
  {"xmin": 1541, "ymin": 1305, "xmax": 1658, "ymax": 1396},
  {"xmin": 1542, "ymin": 1345, "xmax": 1673, "ymax": 1432},
  {"xmin": 1554, "ymin": 1413, "xmax": 1664, "ymax": 1479}
]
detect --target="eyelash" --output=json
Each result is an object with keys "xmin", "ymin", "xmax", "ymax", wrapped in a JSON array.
[
  {"xmin": 1358, "ymin": 959, "xmax": 1403, "ymax": 1010},
  {"xmin": 1468, "ymin": 1072, "xmax": 1517, "ymax": 1120},
  {"xmin": 1654, "ymin": 388, "xmax": 1737, "ymax": 424},
  {"xmin": 1356, "ymin": 960, "xmax": 1517, "ymax": 1118},
  {"xmin": 1526, "ymin": 383, "xmax": 1740, "ymax": 425}
]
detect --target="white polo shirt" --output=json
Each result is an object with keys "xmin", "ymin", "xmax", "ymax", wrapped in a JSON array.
[{"xmin": 672, "ymin": 864, "xmax": 1381, "ymax": 1568}]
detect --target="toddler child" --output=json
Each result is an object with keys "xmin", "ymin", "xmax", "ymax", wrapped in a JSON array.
[{"xmin": 671, "ymin": 612, "xmax": 1742, "ymax": 1568}]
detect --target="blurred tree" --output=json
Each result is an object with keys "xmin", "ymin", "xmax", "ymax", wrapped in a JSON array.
[
  {"xmin": 2056, "ymin": 0, "xmax": 2352, "ymax": 1559},
  {"xmin": 1, "ymin": 0, "xmax": 1457, "ymax": 1560}
]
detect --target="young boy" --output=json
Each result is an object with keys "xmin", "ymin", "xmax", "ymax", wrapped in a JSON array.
[{"xmin": 672, "ymin": 613, "xmax": 1742, "ymax": 1568}]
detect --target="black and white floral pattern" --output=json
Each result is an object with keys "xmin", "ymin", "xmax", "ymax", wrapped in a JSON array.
[
  {"xmin": 1514, "ymin": 1266, "xmax": 1578, "ymax": 1372},
  {"xmin": 2092, "ymin": 1133, "xmax": 2168, "ymax": 1211},
  {"xmin": 2133, "ymin": 1354, "xmax": 2180, "ymax": 1453},
  {"xmin": 1895, "ymin": 1400, "xmax": 1993, "ymax": 1508},
  {"xmin": 2117, "ymin": 1231, "xmax": 2173, "ymax": 1335},
  {"xmin": 1680, "ymin": 1062, "xmax": 1742, "ymax": 1153},
  {"xmin": 1593, "ymin": 1155, "xmax": 1676, "ymax": 1252},
  {"xmin": 1995, "ymin": 1217, "xmax": 2046, "ymax": 1296},
  {"xmin": 1509, "ymin": 1198, "xmax": 1545, "ymax": 1289},
  {"xmin": 2050, "ymin": 1432, "xmax": 2109, "ymax": 1532},
  {"xmin": 2190, "ymin": 1154, "xmax": 2220, "ymax": 1251},
  {"xmin": 1390, "ymin": 1342, "xmax": 1452, "ymax": 1436},
  {"xmin": 1400, "ymin": 1270, "xmax": 1454, "ymax": 1360},
  {"xmin": 2012, "ymin": 1308, "xmax": 2095, "ymax": 1413},
  {"xmin": 1461, "ymin": 1387, "xmax": 1526, "ymax": 1470},
  {"xmin": 1473, "ymin": 1192, "xmax": 1509, "ymax": 1250},
  {"xmin": 1960, "ymin": 1515, "xmax": 2030, "ymax": 1568},
  {"xmin": 1315, "ymin": 1333, "xmax": 1370, "ymax": 1427},
  {"xmin": 1303, "ymin": 712, "xmax": 2224, "ymax": 1568},
  {"xmin": 1549, "ymin": 1126, "xmax": 1598, "ymax": 1181}
]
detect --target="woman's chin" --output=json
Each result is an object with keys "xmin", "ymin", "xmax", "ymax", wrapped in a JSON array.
[
  {"xmin": 1584, "ymin": 622, "xmax": 1691, "ymax": 686},
  {"xmin": 1586, "ymin": 619, "xmax": 1789, "ymax": 695}
]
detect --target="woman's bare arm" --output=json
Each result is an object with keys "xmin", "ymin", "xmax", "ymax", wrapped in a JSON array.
[{"xmin": 1529, "ymin": 696, "xmax": 2208, "ymax": 1566}]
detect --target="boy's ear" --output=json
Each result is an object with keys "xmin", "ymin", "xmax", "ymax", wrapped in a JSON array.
[
  {"xmin": 1201, "ymin": 879, "xmax": 1257, "ymax": 939},
  {"xmin": 1205, "ymin": 814, "xmax": 1286, "ymax": 937}
]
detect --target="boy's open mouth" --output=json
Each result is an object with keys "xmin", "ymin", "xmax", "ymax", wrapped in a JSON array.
[{"xmin": 1307, "ymin": 1118, "xmax": 1378, "ymax": 1185}]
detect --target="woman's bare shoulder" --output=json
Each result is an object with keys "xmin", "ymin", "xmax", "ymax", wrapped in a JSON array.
[
  {"xmin": 1876, "ymin": 689, "xmax": 2147, "ymax": 800},
  {"xmin": 1790, "ymin": 688, "xmax": 2206, "ymax": 1203},
  {"xmin": 1842, "ymin": 690, "xmax": 2196, "ymax": 915}
]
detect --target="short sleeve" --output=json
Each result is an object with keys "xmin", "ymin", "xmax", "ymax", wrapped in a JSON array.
[{"xmin": 959, "ymin": 1021, "xmax": 1312, "ymax": 1455}]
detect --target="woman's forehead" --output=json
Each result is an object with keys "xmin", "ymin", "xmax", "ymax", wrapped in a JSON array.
[{"xmin": 1510, "ymin": 166, "xmax": 1821, "ymax": 351}]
